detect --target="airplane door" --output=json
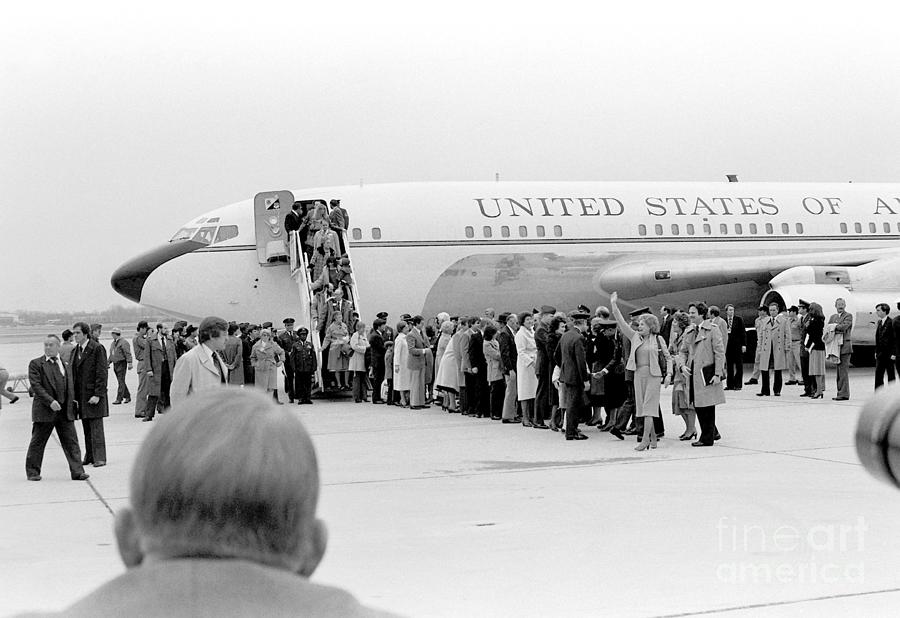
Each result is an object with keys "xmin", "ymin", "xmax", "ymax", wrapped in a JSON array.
[{"xmin": 254, "ymin": 190, "xmax": 295, "ymax": 264}]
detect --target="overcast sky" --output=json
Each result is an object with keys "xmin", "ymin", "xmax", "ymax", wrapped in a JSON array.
[{"xmin": 2, "ymin": 1, "xmax": 899, "ymax": 311}]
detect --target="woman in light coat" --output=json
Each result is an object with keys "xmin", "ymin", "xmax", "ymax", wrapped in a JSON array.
[
  {"xmin": 349, "ymin": 321, "xmax": 370, "ymax": 403},
  {"xmin": 433, "ymin": 321, "xmax": 458, "ymax": 412},
  {"xmin": 611, "ymin": 292, "xmax": 672, "ymax": 451},
  {"xmin": 669, "ymin": 312, "xmax": 696, "ymax": 440},
  {"xmin": 324, "ymin": 313, "xmax": 351, "ymax": 390},
  {"xmin": 250, "ymin": 329, "xmax": 284, "ymax": 402},
  {"xmin": 755, "ymin": 302, "xmax": 789, "ymax": 397},
  {"xmin": 393, "ymin": 322, "xmax": 411, "ymax": 407},
  {"xmin": 677, "ymin": 301, "xmax": 726, "ymax": 447},
  {"xmin": 515, "ymin": 312, "xmax": 540, "ymax": 426}
]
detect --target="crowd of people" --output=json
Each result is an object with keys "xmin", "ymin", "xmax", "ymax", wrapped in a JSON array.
[{"xmin": 13, "ymin": 295, "xmax": 900, "ymax": 481}]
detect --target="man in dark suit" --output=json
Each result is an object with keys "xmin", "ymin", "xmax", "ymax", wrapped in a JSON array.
[
  {"xmin": 723, "ymin": 304, "xmax": 746, "ymax": 390},
  {"xmin": 71, "ymin": 321, "xmax": 109, "ymax": 466},
  {"xmin": 467, "ymin": 318, "xmax": 489, "ymax": 418},
  {"xmin": 798, "ymin": 300, "xmax": 814, "ymax": 397},
  {"xmin": 659, "ymin": 306, "xmax": 675, "ymax": 346},
  {"xmin": 133, "ymin": 321, "xmax": 150, "ymax": 418},
  {"xmin": 25, "ymin": 334, "xmax": 89, "ymax": 481},
  {"xmin": 145, "ymin": 324, "xmax": 177, "ymax": 421},
  {"xmin": 894, "ymin": 302, "xmax": 900, "ymax": 380},
  {"xmin": 828, "ymin": 298, "xmax": 853, "ymax": 400},
  {"xmin": 368, "ymin": 319, "xmax": 386, "ymax": 404},
  {"xmin": 533, "ymin": 305, "xmax": 556, "ymax": 427},
  {"xmin": 497, "ymin": 313, "xmax": 519, "ymax": 422},
  {"xmin": 554, "ymin": 310, "xmax": 591, "ymax": 440},
  {"xmin": 874, "ymin": 303, "xmax": 896, "ymax": 389}
]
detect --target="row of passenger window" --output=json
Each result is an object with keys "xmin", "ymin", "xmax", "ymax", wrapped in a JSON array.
[
  {"xmin": 639, "ymin": 221, "xmax": 900, "ymax": 237},
  {"xmin": 638, "ymin": 222, "xmax": 805, "ymax": 236},
  {"xmin": 840, "ymin": 222, "xmax": 900, "ymax": 234},
  {"xmin": 463, "ymin": 225, "xmax": 564, "ymax": 239},
  {"xmin": 351, "ymin": 228, "xmax": 382, "ymax": 240}
]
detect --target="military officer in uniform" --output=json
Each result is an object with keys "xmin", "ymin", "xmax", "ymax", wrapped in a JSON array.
[
  {"xmin": 290, "ymin": 327, "xmax": 317, "ymax": 404},
  {"xmin": 277, "ymin": 318, "xmax": 300, "ymax": 403}
]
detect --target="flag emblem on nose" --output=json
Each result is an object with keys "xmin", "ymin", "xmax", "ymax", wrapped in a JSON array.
[{"xmin": 265, "ymin": 195, "xmax": 281, "ymax": 210}]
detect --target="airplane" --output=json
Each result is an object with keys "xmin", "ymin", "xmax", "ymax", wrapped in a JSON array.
[{"xmin": 111, "ymin": 180, "xmax": 900, "ymax": 362}]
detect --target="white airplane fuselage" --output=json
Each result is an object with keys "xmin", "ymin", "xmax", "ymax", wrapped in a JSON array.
[{"xmin": 111, "ymin": 181, "xmax": 900, "ymax": 347}]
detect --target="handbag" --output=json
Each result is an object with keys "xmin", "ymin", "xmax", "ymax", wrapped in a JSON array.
[
  {"xmin": 825, "ymin": 353, "xmax": 840, "ymax": 366},
  {"xmin": 341, "ymin": 342, "xmax": 352, "ymax": 357},
  {"xmin": 656, "ymin": 336, "xmax": 668, "ymax": 375}
]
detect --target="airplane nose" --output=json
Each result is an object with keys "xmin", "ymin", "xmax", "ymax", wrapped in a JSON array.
[{"xmin": 110, "ymin": 240, "xmax": 204, "ymax": 303}]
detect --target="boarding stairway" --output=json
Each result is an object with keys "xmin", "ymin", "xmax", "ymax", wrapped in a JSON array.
[{"xmin": 288, "ymin": 229, "xmax": 362, "ymax": 389}]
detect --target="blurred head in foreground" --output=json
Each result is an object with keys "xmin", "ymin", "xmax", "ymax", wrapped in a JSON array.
[{"xmin": 115, "ymin": 388, "xmax": 326, "ymax": 577}]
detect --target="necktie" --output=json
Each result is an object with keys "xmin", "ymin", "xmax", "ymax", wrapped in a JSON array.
[
  {"xmin": 212, "ymin": 352, "xmax": 226, "ymax": 383},
  {"xmin": 50, "ymin": 356, "xmax": 63, "ymax": 377}
]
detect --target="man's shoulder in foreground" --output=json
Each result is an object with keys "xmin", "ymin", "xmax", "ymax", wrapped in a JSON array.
[{"xmin": 16, "ymin": 559, "xmax": 402, "ymax": 618}]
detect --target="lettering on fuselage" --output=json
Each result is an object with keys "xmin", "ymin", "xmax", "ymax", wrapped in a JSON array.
[{"xmin": 474, "ymin": 195, "xmax": 900, "ymax": 218}]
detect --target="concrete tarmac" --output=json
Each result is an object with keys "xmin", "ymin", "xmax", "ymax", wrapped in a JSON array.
[{"xmin": 3, "ymin": 369, "xmax": 900, "ymax": 617}]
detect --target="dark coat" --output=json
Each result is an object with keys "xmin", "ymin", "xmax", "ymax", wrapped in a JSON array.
[
  {"xmin": 467, "ymin": 329, "xmax": 487, "ymax": 373},
  {"xmin": 805, "ymin": 316, "xmax": 825, "ymax": 350},
  {"xmin": 725, "ymin": 315, "xmax": 746, "ymax": 355},
  {"xmin": 71, "ymin": 339, "xmax": 109, "ymax": 419},
  {"xmin": 534, "ymin": 324, "xmax": 552, "ymax": 377},
  {"xmin": 894, "ymin": 315, "xmax": 900, "ymax": 357},
  {"xmin": 290, "ymin": 340, "xmax": 318, "ymax": 373},
  {"xmin": 368, "ymin": 330, "xmax": 386, "ymax": 371},
  {"xmin": 147, "ymin": 336, "xmax": 176, "ymax": 397},
  {"xmin": 497, "ymin": 326, "xmax": 517, "ymax": 374},
  {"xmin": 277, "ymin": 330, "xmax": 299, "ymax": 368},
  {"xmin": 29, "ymin": 355, "xmax": 76, "ymax": 422},
  {"xmin": 555, "ymin": 329, "xmax": 590, "ymax": 386},
  {"xmin": 876, "ymin": 316, "xmax": 895, "ymax": 359}
]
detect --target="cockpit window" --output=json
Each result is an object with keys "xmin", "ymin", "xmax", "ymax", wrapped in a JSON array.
[
  {"xmin": 214, "ymin": 225, "xmax": 239, "ymax": 244},
  {"xmin": 170, "ymin": 227, "xmax": 197, "ymax": 242},
  {"xmin": 193, "ymin": 226, "xmax": 217, "ymax": 245}
]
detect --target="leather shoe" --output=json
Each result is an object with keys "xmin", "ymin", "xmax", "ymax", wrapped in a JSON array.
[
  {"xmin": 774, "ymin": 392, "xmax": 781, "ymax": 396},
  {"xmin": 10, "ymin": 395, "xmax": 20, "ymax": 404},
  {"xmin": 501, "ymin": 419, "xmax": 518, "ymax": 424},
  {"xmin": 112, "ymin": 400, "xmax": 122, "ymax": 405},
  {"xmin": 93, "ymin": 461, "xmax": 106, "ymax": 467},
  {"xmin": 723, "ymin": 386, "xmax": 733, "ymax": 391},
  {"xmin": 533, "ymin": 423, "xmax": 549, "ymax": 430},
  {"xmin": 72, "ymin": 473, "xmax": 90, "ymax": 481},
  {"xmin": 832, "ymin": 396, "xmax": 849, "ymax": 401},
  {"xmin": 691, "ymin": 441, "xmax": 713, "ymax": 447},
  {"xmin": 745, "ymin": 378, "xmax": 758, "ymax": 385},
  {"xmin": 566, "ymin": 433, "xmax": 589, "ymax": 440},
  {"xmin": 714, "ymin": 432, "xmax": 722, "ymax": 441},
  {"xmin": 27, "ymin": 475, "xmax": 41, "ymax": 481},
  {"xmin": 522, "ymin": 421, "xmax": 534, "ymax": 428},
  {"xmin": 610, "ymin": 428, "xmax": 624, "ymax": 440},
  {"xmin": 756, "ymin": 392, "xmax": 768, "ymax": 397},
  {"xmin": 123, "ymin": 399, "xmax": 131, "ymax": 403}
]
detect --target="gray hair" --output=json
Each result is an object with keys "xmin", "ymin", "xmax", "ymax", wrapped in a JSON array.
[{"xmin": 129, "ymin": 389, "xmax": 320, "ymax": 569}]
